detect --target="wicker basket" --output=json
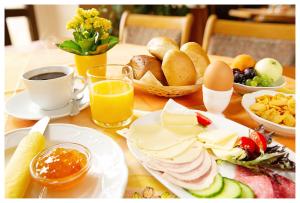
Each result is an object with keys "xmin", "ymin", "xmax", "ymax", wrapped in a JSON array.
[{"xmin": 133, "ymin": 78, "xmax": 203, "ymax": 97}]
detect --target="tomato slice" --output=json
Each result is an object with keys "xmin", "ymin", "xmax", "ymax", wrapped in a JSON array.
[
  {"xmin": 196, "ymin": 112, "xmax": 212, "ymax": 127},
  {"xmin": 238, "ymin": 137, "xmax": 260, "ymax": 155},
  {"xmin": 250, "ymin": 131, "xmax": 267, "ymax": 152}
]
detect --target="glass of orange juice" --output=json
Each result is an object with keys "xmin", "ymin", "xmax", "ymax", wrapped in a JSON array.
[{"xmin": 87, "ymin": 64, "xmax": 134, "ymax": 128}]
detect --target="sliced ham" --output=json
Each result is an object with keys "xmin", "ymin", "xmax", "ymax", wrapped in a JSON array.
[
  {"xmin": 145, "ymin": 150, "xmax": 205, "ymax": 174},
  {"xmin": 163, "ymin": 151, "xmax": 205, "ymax": 173},
  {"xmin": 161, "ymin": 157, "xmax": 218, "ymax": 190},
  {"xmin": 165, "ymin": 152, "xmax": 212, "ymax": 181}
]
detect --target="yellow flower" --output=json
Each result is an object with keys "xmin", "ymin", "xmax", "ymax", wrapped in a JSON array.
[
  {"xmin": 74, "ymin": 15, "xmax": 83, "ymax": 24},
  {"xmin": 66, "ymin": 15, "xmax": 83, "ymax": 30},
  {"xmin": 66, "ymin": 19, "xmax": 77, "ymax": 30},
  {"xmin": 76, "ymin": 8, "xmax": 85, "ymax": 17},
  {"xmin": 67, "ymin": 8, "xmax": 111, "ymax": 32},
  {"xmin": 66, "ymin": 21, "xmax": 74, "ymax": 29},
  {"xmin": 85, "ymin": 17, "xmax": 94, "ymax": 24},
  {"xmin": 80, "ymin": 8, "xmax": 99, "ymax": 19},
  {"xmin": 100, "ymin": 32, "xmax": 109, "ymax": 39},
  {"xmin": 84, "ymin": 19, "xmax": 92, "ymax": 30},
  {"xmin": 93, "ymin": 17, "xmax": 112, "ymax": 31},
  {"xmin": 90, "ymin": 8, "xmax": 100, "ymax": 17}
]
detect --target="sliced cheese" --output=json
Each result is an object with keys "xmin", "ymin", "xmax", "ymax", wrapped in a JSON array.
[
  {"xmin": 157, "ymin": 142, "xmax": 204, "ymax": 164},
  {"xmin": 212, "ymin": 148, "xmax": 246, "ymax": 160},
  {"xmin": 198, "ymin": 129, "xmax": 238, "ymax": 150},
  {"xmin": 129, "ymin": 122, "xmax": 195, "ymax": 151},
  {"xmin": 166, "ymin": 125, "xmax": 204, "ymax": 135},
  {"xmin": 140, "ymin": 138, "xmax": 196, "ymax": 159},
  {"xmin": 161, "ymin": 99, "xmax": 198, "ymax": 127}
]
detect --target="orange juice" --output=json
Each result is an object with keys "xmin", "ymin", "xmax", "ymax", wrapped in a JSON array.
[{"xmin": 89, "ymin": 80, "xmax": 134, "ymax": 126}]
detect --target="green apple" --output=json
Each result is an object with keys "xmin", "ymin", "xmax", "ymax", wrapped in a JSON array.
[{"xmin": 254, "ymin": 58, "xmax": 283, "ymax": 82}]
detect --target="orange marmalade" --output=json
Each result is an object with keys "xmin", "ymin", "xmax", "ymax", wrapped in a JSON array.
[{"xmin": 35, "ymin": 147, "xmax": 87, "ymax": 180}]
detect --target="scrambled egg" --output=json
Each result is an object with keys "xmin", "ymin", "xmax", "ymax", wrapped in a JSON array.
[{"xmin": 250, "ymin": 94, "xmax": 295, "ymax": 127}]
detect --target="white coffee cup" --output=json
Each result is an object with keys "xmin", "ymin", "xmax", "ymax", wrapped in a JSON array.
[
  {"xmin": 202, "ymin": 85, "xmax": 233, "ymax": 116},
  {"xmin": 22, "ymin": 66, "xmax": 86, "ymax": 110}
]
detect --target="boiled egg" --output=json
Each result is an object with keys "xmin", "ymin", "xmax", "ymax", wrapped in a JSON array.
[{"xmin": 203, "ymin": 61, "xmax": 233, "ymax": 91}]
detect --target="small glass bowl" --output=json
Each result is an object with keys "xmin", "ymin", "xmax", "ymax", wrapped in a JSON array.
[{"xmin": 29, "ymin": 142, "xmax": 91, "ymax": 191}]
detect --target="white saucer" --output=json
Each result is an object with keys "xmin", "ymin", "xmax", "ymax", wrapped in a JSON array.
[
  {"xmin": 5, "ymin": 124, "xmax": 128, "ymax": 198},
  {"xmin": 5, "ymin": 88, "xmax": 90, "ymax": 120}
]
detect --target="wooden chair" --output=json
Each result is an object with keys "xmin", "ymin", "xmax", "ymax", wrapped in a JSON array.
[
  {"xmin": 5, "ymin": 5, "xmax": 39, "ymax": 45},
  {"xmin": 202, "ymin": 15, "xmax": 295, "ymax": 65},
  {"xmin": 119, "ymin": 11, "xmax": 193, "ymax": 46}
]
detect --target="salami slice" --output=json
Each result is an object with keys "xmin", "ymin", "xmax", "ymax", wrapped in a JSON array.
[
  {"xmin": 235, "ymin": 166, "xmax": 295, "ymax": 198},
  {"xmin": 236, "ymin": 174, "xmax": 275, "ymax": 198},
  {"xmin": 271, "ymin": 174, "xmax": 295, "ymax": 198}
]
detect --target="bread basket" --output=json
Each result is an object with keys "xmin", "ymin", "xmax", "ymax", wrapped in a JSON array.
[{"xmin": 133, "ymin": 78, "xmax": 203, "ymax": 97}]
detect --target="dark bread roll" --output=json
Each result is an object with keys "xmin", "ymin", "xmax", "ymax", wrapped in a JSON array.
[{"xmin": 128, "ymin": 55, "xmax": 167, "ymax": 85}]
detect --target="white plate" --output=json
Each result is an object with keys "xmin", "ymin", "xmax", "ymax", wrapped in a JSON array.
[
  {"xmin": 233, "ymin": 76, "xmax": 286, "ymax": 94},
  {"xmin": 242, "ymin": 90, "xmax": 295, "ymax": 137},
  {"xmin": 5, "ymin": 124, "xmax": 128, "ymax": 198},
  {"xmin": 5, "ymin": 88, "xmax": 90, "ymax": 120},
  {"xmin": 126, "ymin": 111, "xmax": 295, "ymax": 198}
]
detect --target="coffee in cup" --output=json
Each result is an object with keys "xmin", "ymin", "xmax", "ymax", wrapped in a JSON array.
[{"xmin": 22, "ymin": 66, "xmax": 86, "ymax": 110}]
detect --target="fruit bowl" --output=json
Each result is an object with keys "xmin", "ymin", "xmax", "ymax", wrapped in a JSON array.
[
  {"xmin": 241, "ymin": 90, "xmax": 295, "ymax": 137},
  {"xmin": 233, "ymin": 76, "xmax": 286, "ymax": 95}
]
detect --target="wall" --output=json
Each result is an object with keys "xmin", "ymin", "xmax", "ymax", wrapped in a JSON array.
[{"xmin": 34, "ymin": 5, "xmax": 78, "ymax": 41}]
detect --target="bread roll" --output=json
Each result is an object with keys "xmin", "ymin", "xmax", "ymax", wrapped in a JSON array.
[
  {"xmin": 128, "ymin": 55, "xmax": 166, "ymax": 84},
  {"xmin": 162, "ymin": 50, "xmax": 197, "ymax": 86},
  {"xmin": 147, "ymin": 37, "xmax": 179, "ymax": 60},
  {"xmin": 180, "ymin": 42, "xmax": 210, "ymax": 79}
]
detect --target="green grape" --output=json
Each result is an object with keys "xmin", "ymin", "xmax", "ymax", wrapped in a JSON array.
[
  {"xmin": 253, "ymin": 76, "xmax": 261, "ymax": 83},
  {"xmin": 260, "ymin": 74, "xmax": 268, "ymax": 80},
  {"xmin": 260, "ymin": 80, "xmax": 270, "ymax": 87},
  {"xmin": 250, "ymin": 80, "xmax": 258, "ymax": 87},
  {"xmin": 258, "ymin": 74, "xmax": 273, "ymax": 87},
  {"xmin": 266, "ymin": 77, "xmax": 274, "ymax": 86},
  {"xmin": 245, "ymin": 79, "xmax": 252, "ymax": 86}
]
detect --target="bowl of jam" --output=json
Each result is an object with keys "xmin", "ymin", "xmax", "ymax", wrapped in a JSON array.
[{"xmin": 30, "ymin": 142, "xmax": 91, "ymax": 190}]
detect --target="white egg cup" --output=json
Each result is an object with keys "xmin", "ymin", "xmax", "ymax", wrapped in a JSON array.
[{"xmin": 202, "ymin": 85, "xmax": 233, "ymax": 116}]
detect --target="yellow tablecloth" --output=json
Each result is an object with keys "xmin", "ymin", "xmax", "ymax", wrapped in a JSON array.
[{"xmin": 4, "ymin": 42, "xmax": 295, "ymax": 198}]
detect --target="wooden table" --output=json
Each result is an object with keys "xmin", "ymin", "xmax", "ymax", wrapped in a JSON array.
[
  {"xmin": 229, "ymin": 8, "xmax": 295, "ymax": 23},
  {"xmin": 4, "ymin": 42, "xmax": 296, "ymax": 198}
]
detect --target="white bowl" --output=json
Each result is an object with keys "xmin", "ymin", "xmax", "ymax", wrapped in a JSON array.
[
  {"xmin": 241, "ymin": 90, "xmax": 295, "ymax": 137},
  {"xmin": 234, "ymin": 76, "xmax": 286, "ymax": 94}
]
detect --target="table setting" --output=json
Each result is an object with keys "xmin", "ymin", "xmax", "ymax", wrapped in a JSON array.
[{"xmin": 4, "ymin": 8, "xmax": 296, "ymax": 199}]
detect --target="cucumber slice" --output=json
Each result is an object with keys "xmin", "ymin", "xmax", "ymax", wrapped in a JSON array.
[
  {"xmin": 213, "ymin": 178, "xmax": 241, "ymax": 198},
  {"xmin": 188, "ymin": 174, "xmax": 224, "ymax": 198},
  {"xmin": 238, "ymin": 182, "xmax": 255, "ymax": 198}
]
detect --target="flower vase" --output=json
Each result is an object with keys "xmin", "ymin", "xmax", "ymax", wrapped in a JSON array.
[{"xmin": 74, "ymin": 53, "xmax": 107, "ymax": 77}]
